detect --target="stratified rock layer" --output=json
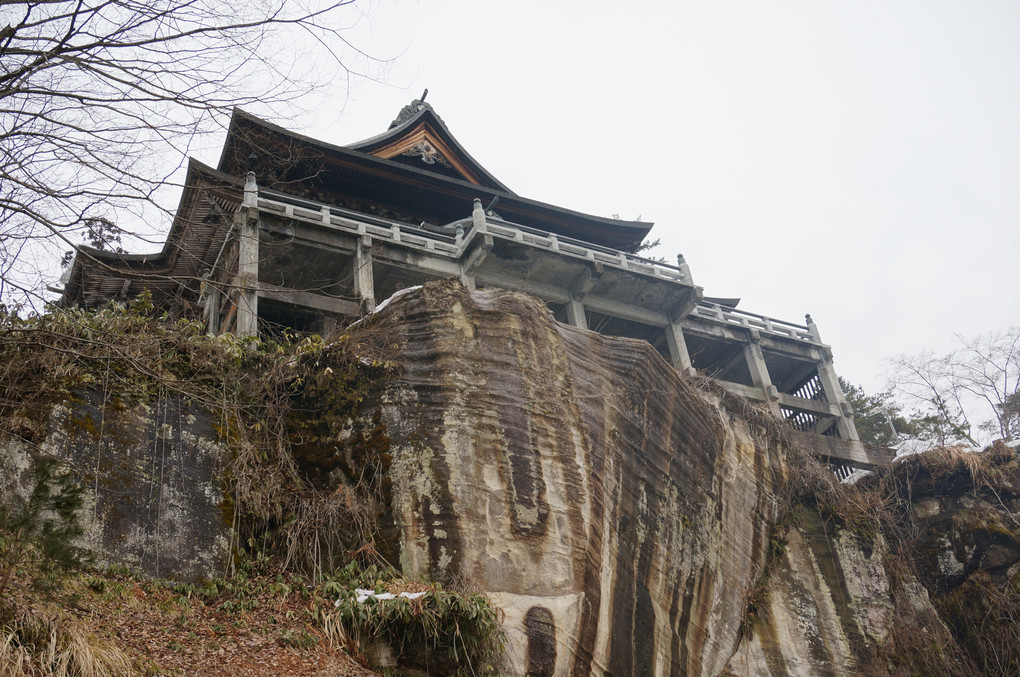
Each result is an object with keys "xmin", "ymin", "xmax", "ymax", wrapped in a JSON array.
[{"xmin": 365, "ymin": 280, "xmax": 946, "ymax": 676}]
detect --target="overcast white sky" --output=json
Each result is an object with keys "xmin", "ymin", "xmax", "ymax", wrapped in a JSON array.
[{"xmin": 197, "ymin": 0, "xmax": 1020, "ymax": 397}]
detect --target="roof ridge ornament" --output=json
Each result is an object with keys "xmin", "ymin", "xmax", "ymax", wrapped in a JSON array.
[{"xmin": 389, "ymin": 88, "xmax": 432, "ymax": 129}]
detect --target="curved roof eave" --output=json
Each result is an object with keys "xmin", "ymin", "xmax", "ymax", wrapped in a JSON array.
[
  {"xmin": 218, "ymin": 109, "xmax": 653, "ymax": 247},
  {"xmin": 61, "ymin": 159, "xmax": 241, "ymax": 305},
  {"xmin": 332, "ymin": 151, "xmax": 654, "ymax": 248}
]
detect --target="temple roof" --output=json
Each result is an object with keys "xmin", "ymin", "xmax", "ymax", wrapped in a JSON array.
[
  {"xmin": 216, "ymin": 105, "xmax": 652, "ymax": 251},
  {"xmin": 62, "ymin": 99, "xmax": 656, "ymax": 308}
]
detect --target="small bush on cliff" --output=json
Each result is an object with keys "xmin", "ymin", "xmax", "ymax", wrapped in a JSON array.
[{"xmin": 315, "ymin": 562, "xmax": 504, "ymax": 675}]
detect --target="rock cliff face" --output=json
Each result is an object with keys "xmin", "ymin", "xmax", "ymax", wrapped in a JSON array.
[
  {"xmin": 891, "ymin": 446, "xmax": 1020, "ymax": 593},
  {"xmin": 360, "ymin": 280, "xmax": 948, "ymax": 676},
  {"xmin": 2, "ymin": 280, "xmax": 963, "ymax": 675}
]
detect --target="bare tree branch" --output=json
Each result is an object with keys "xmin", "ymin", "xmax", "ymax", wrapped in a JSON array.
[
  {"xmin": 1, "ymin": 0, "xmax": 382, "ymax": 306},
  {"xmin": 888, "ymin": 327, "xmax": 1020, "ymax": 445}
]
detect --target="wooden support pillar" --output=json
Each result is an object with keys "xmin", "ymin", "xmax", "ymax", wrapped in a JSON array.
[
  {"xmin": 805, "ymin": 313, "xmax": 860, "ymax": 441},
  {"xmin": 235, "ymin": 172, "xmax": 260, "ymax": 336},
  {"xmin": 665, "ymin": 319, "xmax": 694, "ymax": 375},
  {"xmin": 235, "ymin": 218, "xmax": 259, "ymax": 336},
  {"xmin": 744, "ymin": 332, "xmax": 781, "ymax": 415},
  {"xmin": 354, "ymin": 235, "xmax": 375, "ymax": 313},
  {"xmin": 203, "ymin": 283, "xmax": 221, "ymax": 335},
  {"xmin": 565, "ymin": 297, "xmax": 587, "ymax": 330},
  {"xmin": 815, "ymin": 355, "xmax": 860, "ymax": 441}
]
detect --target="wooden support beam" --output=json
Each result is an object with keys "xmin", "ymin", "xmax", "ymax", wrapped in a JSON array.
[
  {"xmin": 680, "ymin": 316, "xmax": 753, "ymax": 343},
  {"xmin": 372, "ymin": 246, "xmax": 462, "ymax": 277},
  {"xmin": 758, "ymin": 337, "xmax": 824, "ymax": 362},
  {"xmin": 717, "ymin": 380, "xmax": 768, "ymax": 402},
  {"xmin": 667, "ymin": 286, "xmax": 704, "ymax": 323},
  {"xmin": 565, "ymin": 298, "xmax": 587, "ymax": 330},
  {"xmin": 790, "ymin": 430, "xmax": 893, "ymax": 469},
  {"xmin": 261, "ymin": 218, "xmax": 358, "ymax": 253},
  {"xmin": 744, "ymin": 335, "xmax": 781, "ymax": 415},
  {"xmin": 665, "ymin": 319, "xmax": 694, "ymax": 374},
  {"xmin": 814, "ymin": 357, "xmax": 860, "ymax": 441},
  {"xmin": 776, "ymin": 393, "xmax": 842, "ymax": 418},
  {"xmin": 354, "ymin": 235, "xmax": 375, "ymax": 313},
  {"xmin": 474, "ymin": 270, "xmax": 572, "ymax": 304},
  {"xmin": 569, "ymin": 262, "xmax": 603, "ymax": 298},
  {"xmin": 258, "ymin": 286, "xmax": 361, "ymax": 316},
  {"xmin": 581, "ymin": 295, "xmax": 668, "ymax": 328},
  {"xmin": 462, "ymin": 234, "xmax": 493, "ymax": 277}
]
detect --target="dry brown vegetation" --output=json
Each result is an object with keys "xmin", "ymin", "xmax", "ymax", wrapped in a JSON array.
[{"xmin": 0, "ymin": 563, "xmax": 376, "ymax": 676}]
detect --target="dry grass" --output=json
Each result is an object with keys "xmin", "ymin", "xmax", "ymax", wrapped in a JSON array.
[
  {"xmin": 282, "ymin": 486, "xmax": 379, "ymax": 583},
  {"xmin": 0, "ymin": 603, "xmax": 132, "ymax": 677}
]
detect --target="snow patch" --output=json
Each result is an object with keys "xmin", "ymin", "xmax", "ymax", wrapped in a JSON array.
[
  {"xmin": 840, "ymin": 468, "xmax": 873, "ymax": 485},
  {"xmin": 371, "ymin": 285, "xmax": 423, "ymax": 316},
  {"xmin": 346, "ymin": 285, "xmax": 424, "ymax": 333},
  {"xmin": 891, "ymin": 438, "xmax": 980, "ymax": 461},
  {"xmin": 336, "ymin": 588, "xmax": 429, "ymax": 606}
]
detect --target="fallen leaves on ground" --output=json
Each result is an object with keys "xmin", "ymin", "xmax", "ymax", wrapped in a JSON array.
[{"xmin": 2, "ymin": 569, "xmax": 380, "ymax": 677}]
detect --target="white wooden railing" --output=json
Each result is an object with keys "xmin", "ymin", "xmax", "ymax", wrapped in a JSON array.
[
  {"xmin": 692, "ymin": 303, "xmax": 820, "ymax": 343},
  {"xmin": 258, "ymin": 191, "xmax": 691, "ymax": 283},
  {"xmin": 479, "ymin": 215, "xmax": 691, "ymax": 284},
  {"xmin": 256, "ymin": 190, "xmax": 820, "ymax": 345}
]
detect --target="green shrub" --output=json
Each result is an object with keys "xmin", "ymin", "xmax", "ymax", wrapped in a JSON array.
[{"xmin": 315, "ymin": 563, "xmax": 504, "ymax": 675}]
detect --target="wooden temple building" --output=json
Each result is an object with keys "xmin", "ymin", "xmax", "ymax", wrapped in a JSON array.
[{"xmin": 60, "ymin": 97, "xmax": 890, "ymax": 469}]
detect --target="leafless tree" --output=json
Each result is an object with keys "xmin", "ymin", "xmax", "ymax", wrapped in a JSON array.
[
  {"xmin": 888, "ymin": 327, "xmax": 1020, "ymax": 445},
  {"xmin": 0, "ymin": 0, "xmax": 379, "ymax": 304}
]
